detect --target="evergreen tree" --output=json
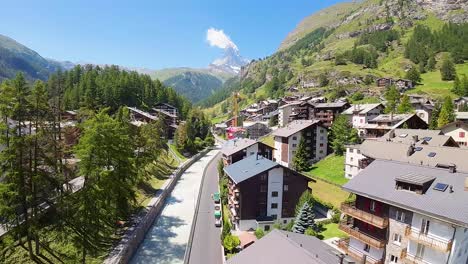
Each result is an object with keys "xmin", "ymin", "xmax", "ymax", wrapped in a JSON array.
[
  {"xmin": 429, "ymin": 101, "xmax": 441, "ymax": 130},
  {"xmin": 397, "ymin": 94, "xmax": 414, "ymax": 113},
  {"xmin": 406, "ymin": 67, "xmax": 421, "ymax": 84},
  {"xmin": 292, "ymin": 137, "xmax": 310, "ymax": 171},
  {"xmin": 440, "ymin": 57, "xmax": 457, "ymax": 81},
  {"xmin": 452, "ymin": 75, "xmax": 463, "ymax": 96},
  {"xmin": 223, "ymin": 235, "xmax": 240, "ymax": 254},
  {"xmin": 427, "ymin": 56, "xmax": 436, "ymax": 71},
  {"xmin": 292, "ymin": 202, "xmax": 316, "ymax": 234},
  {"xmin": 437, "ymin": 96, "xmax": 455, "ymax": 128},
  {"xmin": 330, "ymin": 115, "xmax": 360, "ymax": 155},
  {"xmin": 384, "ymin": 85, "xmax": 400, "ymax": 115}
]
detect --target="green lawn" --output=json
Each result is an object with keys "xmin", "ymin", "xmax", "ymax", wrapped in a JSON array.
[
  {"xmin": 319, "ymin": 223, "xmax": 348, "ymax": 240},
  {"xmin": 408, "ymin": 63, "xmax": 468, "ymax": 98},
  {"xmin": 305, "ymin": 154, "xmax": 348, "ymax": 185},
  {"xmin": 168, "ymin": 143, "xmax": 187, "ymax": 161},
  {"xmin": 308, "ymin": 178, "xmax": 349, "ymax": 209}
]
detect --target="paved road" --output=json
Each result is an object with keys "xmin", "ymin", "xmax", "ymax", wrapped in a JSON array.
[
  {"xmin": 130, "ymin": 149, "xmax": 219, "ymax": 264},
  {"xmin": 188, "ymin": 152, "xmax": 223, "ymax": 264}
]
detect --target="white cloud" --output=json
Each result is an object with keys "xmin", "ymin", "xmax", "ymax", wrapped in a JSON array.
[{"xmin": 206, "ymin": 27, "xmax": 238, "ymax": 51}]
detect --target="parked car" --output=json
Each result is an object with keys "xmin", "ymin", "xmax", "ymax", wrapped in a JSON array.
[
  {"xmin": 213, "ymin": 192, "xmax": 220, "ymax": 204},
  {"xmin": 215, "ymin": 218, "xmax": 222, "ymax": 227},
  {"xmin": 214, "ymin": 204, "xmax": 221, "ymax": 219}
]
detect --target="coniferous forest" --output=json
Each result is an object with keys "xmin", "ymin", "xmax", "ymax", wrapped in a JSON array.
[{"xmin": 0, "ymin": 66, "xmax": 211, "ymax": 263}]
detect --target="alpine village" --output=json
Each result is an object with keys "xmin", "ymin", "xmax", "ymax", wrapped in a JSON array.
[{"xmin": 1, "ymin": 0, "xmax": 468, "ymax": 264}]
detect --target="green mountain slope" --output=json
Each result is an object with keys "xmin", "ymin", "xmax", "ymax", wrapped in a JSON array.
[
  {"xmin": 204, "ymin": 0, "xmax": 468, "ymax": 118},
  {"xmin": 0, "ymin": 34, "xmax": 63, "ymax": 81},
  {"xmin": 150, "ymin": 67, "xmax": 235, "ymax": 103}
]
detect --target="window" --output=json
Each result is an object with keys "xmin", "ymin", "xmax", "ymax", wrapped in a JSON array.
[
  {"xmin": 250, "ymin": 152, "xmax": 255, "ymax": 155},
  {"xmin": 283, "ymin": 185, "xmax": 289, "ymax": 192},
  {"xmin": 264, "ymin": 225, "xmax": 270, "ymax": 231},
  {"xmin": 370, "ymin": 200, "xmax": 376, "ymax": 212},
  {"xmin": 357, "ymin": 150, "xmax": 361, "ymax": 154},
  {"xmin": 364, "ymin": 244, "xmax": 370, "ymax": 252},
  {"xmin": 260, "ymin": 185, "xmax": 267, "ymax": 192},
  {"xmin": 460, "ymin": 132, "xmax": 466, "ymax": 138},
  {"xmin": 396, "ymin": 210, "xmax": 405, "ymax": 222},
  {"xmin": 350, "ymin": 157, "xmax": 354, "ymax": 162},
  {"xmin": 320, "ymin": 136, "xmax": 324, "ymax": 140},
  {"xmin": 292, "ymin": 144, "xmax": 297, "ymax": 148},
  {"xmin": 349, "ymin": 148, "xmax": 354, "ymax": 153},
  {"xmin": 272, "ymin": 191, "xmax": 278, "ymax": 197},
  {"xmin": 283, "ymin": 219, "xmax": 287, "ymax": 224},
  {"xmin": 421, "ymin": 219, "xmax": 430, "ymax": 234},
  {"xmin": 390, "ymin": 255, "xmax": 399, "ymax": 263},
  {"xmin": 319, "ymin": 150, "xmax": 323, "ymax": 154},
  {"xmin": 271, "ymin": 203, "xmax": 278, "ymax": 209},
  {"xmin": 416, "ymin": 243, "xmax": 425, "ymax": 258},
  {"xmin": 292, "ymin": 136, "xmax": 297, "ymax": 140},
  {"xmin": 292, "ymin": 151, "xmax": 296, "ymax": 155},
  {"xmin": 320, "ymin": 143, "xmax": 324, "ymax": 147},
  {"xmin": 260, "ymin": 174, "xmax": 267, "ymax": 181},
  {"xmin": 393, "ymin": 233, "xmax": 402, "ymax": 245}
]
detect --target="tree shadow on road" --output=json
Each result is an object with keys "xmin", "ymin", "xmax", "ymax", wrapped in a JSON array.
[{"xmin": 131, "ymin": 214, "xmax": 187, "ymax": 264}]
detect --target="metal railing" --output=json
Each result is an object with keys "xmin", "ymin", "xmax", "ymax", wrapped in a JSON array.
[{"xmin": 405, "ymin": 226, "xmax": 453, "ymax": 252}]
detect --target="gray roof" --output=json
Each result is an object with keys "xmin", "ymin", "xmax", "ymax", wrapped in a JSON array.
[
  {"xmin": 342, "ymin": 103, "xmax": 383, "ymax": 115},
  {"xmin": 343, "ymin": 160, "xmax": 468, "ymax": 227},
  {"xmin": 313, "ymin": 102, "xmax": 348, "ymax": 109},
  {"xmin": 381, "ymin": 129, "xmax": 453, "ymax": 147},
  {"xmin": 395, "ymin": 173, "xmax": 435, "ymax": 185},
  {"xmin": 221, "ymin": 138, "xmax": 258, "ymax": 157},
  {"xmin": 127, "ymin": 107, "xmax": 158, "ymax": 121},
  {"xmin": 227, "ymin": 230, "xmax": 348, "ymax": 264},
  {"xmin": 369, "ymin": 113, "xmax": 412, "ymax": 123},
  {"xmin": 224, "ymin": 156, "xmax": 279, "ymax": 184},
  {"xmin": 359, "ymin": 140, "xmax": 468, "ymax": 172},
  {"xmin": 456, "ymin": 112, "xmax": 468, "ymax": 120},
  {"xmin": 272, "ymin": 120, "xmax": 321, "ymax": 138}
]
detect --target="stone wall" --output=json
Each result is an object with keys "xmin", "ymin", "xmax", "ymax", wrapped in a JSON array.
[{"xmin": 103, "ymin": 148, "xmax": 212, "ymax": 264}]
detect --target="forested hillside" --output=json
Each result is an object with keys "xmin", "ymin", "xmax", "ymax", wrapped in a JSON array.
[{"xmin": 204, "ymin": 0, "xmax": 468, "ymax": 118}]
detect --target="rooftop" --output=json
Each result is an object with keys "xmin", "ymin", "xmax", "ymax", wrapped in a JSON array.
[
  {"xmin": 272, "ymin": 120, "xmax": 321, "ymax": 138},
  {"xmin": 127, "ymin": 107, "xmax": 158, "ymax": 121},
  {"xmin": 342, "ymin": 103, "xmax": 383, "ymax": 115},
  {"xmin": 227, "ymin": 230, "xmax": 348, "ymax": 264},
  {"xmin": 369, "ymin": 113, "xmax": 412, "ymax": 123},
  {"xmin": 358, "ymin": 140, "xmax": 468, "ymax": 172},
  {"xmin": 456, "ymin": 112, "xmax": 468, "ymax": 120},
  {"xmin": 343, "ymin": 160, "xmax": 468, "ymax": 227},
  {"xmin": 312, "ymin": 102, "xmax": 348, "ymax": 109},
  {"xmin": 224, "ymin": 155, "xmax": 279, "ymax": 184},
  {"xmin": 380, "ymin": 129, "xmax": 455, "ymax": 147},
  {"xmin": 221, "ymin": 138, "xmax": 258, "ymax": 157}
]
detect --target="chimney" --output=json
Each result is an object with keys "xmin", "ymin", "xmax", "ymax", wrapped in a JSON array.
[
  {"xmin": 407, "ymin": 145, "xmax": 415, "ymax": 156},
  {"xmin": 449, "ymin": 185, "xmax": 454, "ymax": 193},
  {"xmin": 413, "ymin": 135, "xmax": 418, "ymax": 143},
  {"xmin": 389, "ymin": 129, "xmax": 396, "ymax": 139},
  {"xmin": 449, "ymin": 165, "xmax": 456, "ymax": 174}
]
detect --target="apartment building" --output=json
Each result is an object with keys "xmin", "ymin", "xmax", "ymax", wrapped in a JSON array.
[
  {"xmin": 409, "ymin": 96, "xmax": 434, "ymax": 124},
  {"xmin": 272, "ymin": 120, "xmax": 327, "ymax": 168},
  {"xmin": 223, "ymin": 156, "xmax": 310, "ymax": 231},
  {"xmin": 359, "ymin": 113, "xmax": 428, "ymax": 138},
  {"xmin": 278, "ymin": 102, "xmax": 301, "ymax": 127},
  {"xmin": 340, "ymin": 160, "xmax": 468, "ymax": 264},
  {"xmin": 312, "ymin": 102, "xmax": 350, "ymax": 127},
  {"xmin": 342, "ymin": 103, "xmax": 385, "ymax": 132},
  {"xmin": 221, "ymin": 138, "xmax": 274, "ymax": 166},
  {"xmin": 345, "ymin": 129, "xmax": 461, "ymax": 179},
  {"xmin": 441, "ymin": 121, "xmax": 468, "ymax": 146},
  {"xmin": 243, "ymin": 122, "xmax": 270, "ymax": 139}
]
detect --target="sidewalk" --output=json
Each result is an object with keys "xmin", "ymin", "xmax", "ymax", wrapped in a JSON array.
[{"xmin": 130, "ymin": 148, "xmax": 219, "ymax": 264}]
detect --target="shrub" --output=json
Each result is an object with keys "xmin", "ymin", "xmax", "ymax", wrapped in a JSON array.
[{"xmin": 254, "ymin": 228, "xmax": 265, "ymax": 239}]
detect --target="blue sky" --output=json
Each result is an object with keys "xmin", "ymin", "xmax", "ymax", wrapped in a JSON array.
[{"xmin": 1, "ymin": 0, "xmax": 344, "ymax": 69}]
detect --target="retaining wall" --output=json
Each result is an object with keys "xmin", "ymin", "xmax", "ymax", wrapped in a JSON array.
[{"xmin": 104, "ymin": 148, "xmax": 212, "ymax": 264}]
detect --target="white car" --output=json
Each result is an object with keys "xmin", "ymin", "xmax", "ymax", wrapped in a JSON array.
[{"xmin": 215, "ymin": 218, "xmax": 222, "ymax": 227}]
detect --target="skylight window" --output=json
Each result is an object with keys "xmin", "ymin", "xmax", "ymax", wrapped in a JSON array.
[
  {"xmin": 428, "ymin": 152, "xmax": 436, "ymax": 157},
  {"xmin": 415, "ymin": 147, "xmax": 423, "ymax": 151},
  {"xmin": 423, "ymin": 137, "xmax": 432, "ymax": 142},
  {"xmin": 433, "ymin": 183, "xmax": 448, "ymax": 192}
]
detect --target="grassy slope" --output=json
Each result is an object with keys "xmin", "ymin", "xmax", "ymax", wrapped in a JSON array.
[
  {"xmin": 305, "ymin": 154, "xmax": 347, "ymax": 185},
  {"xmin": 308, "ymin": 179, "xmax": 349, "ymax": 209},
  {"xmin": 320, "ymin": 223, "xmax": 348, "ymax": 240}
]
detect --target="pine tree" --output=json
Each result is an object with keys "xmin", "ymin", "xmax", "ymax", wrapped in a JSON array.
[
  {"xmin": 292, "ymin": 202, "xmax": 316, "ymax": 234},
  {"xmin": 384, "ymin": 85, "xmax": 400, "ymax": 115},
  {"xmin": 437, "ymin": 96, "xmax": 455, "ymax": 128},
  {"xmin": 440, "ymin": 57, "xmax": 457, "ymax": 81},
  {"xmin": 330, "ymin": 115, "xmax": 360, "ymax": 155},
  {"xmin": 406, "ymin": 67, "xmax": 421, "ymax": 84},
  {"xmin": 427, "ymin": 56, "xmax": 436, "ymax": 71},
  {"xmin": 452, "ymin": 75, "xmax": 463, "ymax": 96},
  {"xmin": 429, "ymin": 101, "xmax": 441, "ymax": 129},
  {"xmin": 292, "ymin": 137, "xmax": 309, "ymax": 171},
  {"xmin": 397, "ymin": 94, "xmax": 414, "ymax": 113}
]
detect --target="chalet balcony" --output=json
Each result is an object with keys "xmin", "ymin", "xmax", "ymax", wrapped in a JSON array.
[
  {"xmin": 341, "ymin": 202, "xmax": 389, "ymax": 229},
  {"xmin": 401, "ymin": 248, "xmax": 425, "ymax": 264},
  {"xmin": 339, "ymin": 222, "xmax": 386, "ymax": 249},
  {"xmin": 405, "ymin": 226, "xmax": 453, "ymax": 252},
  {"xmin": 337, "ymin": 238, "xmax": 384, "ymax": 264}
]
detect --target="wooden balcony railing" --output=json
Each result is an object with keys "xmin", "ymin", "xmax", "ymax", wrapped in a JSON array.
[
  {"xmin": 341, "ymin": 202, "xmax": 389, "ymax": 229},
  {"xmin": 336, "ymin": 238, "xmax": 384, "ymax": 264},
  {"xmin": 405, "ymin": 226, "xmax": 453, "ymax": 252},
  {"xmin": 339, "ymin": 222, "xmax": 386, "ymax": 249}
]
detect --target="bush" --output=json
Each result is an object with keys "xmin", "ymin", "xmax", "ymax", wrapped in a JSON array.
[
  {"xmin": 331, "ymin": 209, "xmax": 341, "ymax": 223},
  {"xmin": 254, "ymin": 228, "xmax": 265, "ymax": 239},
  {"xmin": 223, "ymin": 235, "xmax": 240, "ymax": 253},
  {"xmin": 350, "ymin": 92, "xmax": 364, "ymax": 102}
]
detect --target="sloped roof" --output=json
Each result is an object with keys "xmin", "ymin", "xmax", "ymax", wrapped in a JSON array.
[
  {"xmin": 456, "ymin": 112, "xmax": 468, "ymax": 120},
  {"xmin": 221, "ymin": 138, "xmax": 258, "ymax": 157},
  {"xmin": 312, "ymin": 102, "xmax": 348, "ymax": 109},
  {"xmin": 342, "ymin": 103, "xmax": 383, "ymax": 115},
  {"xmin": 272, "ymin": 120, "xmax": 321, "ymax": 138},
  {"xmin": 380, "ymin": 129, "xmax": 454, "ymax": 147},
  {"xmin": 224, "ymin": 156, "xmax": 279, "ymax": 184},
  {"xmin": 227, "ymin": 230, "xmax": 348, "ymax": 264},
  {"xmin": 343, "ymin": 160, "xmax": 468, "ymax": 227}
]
